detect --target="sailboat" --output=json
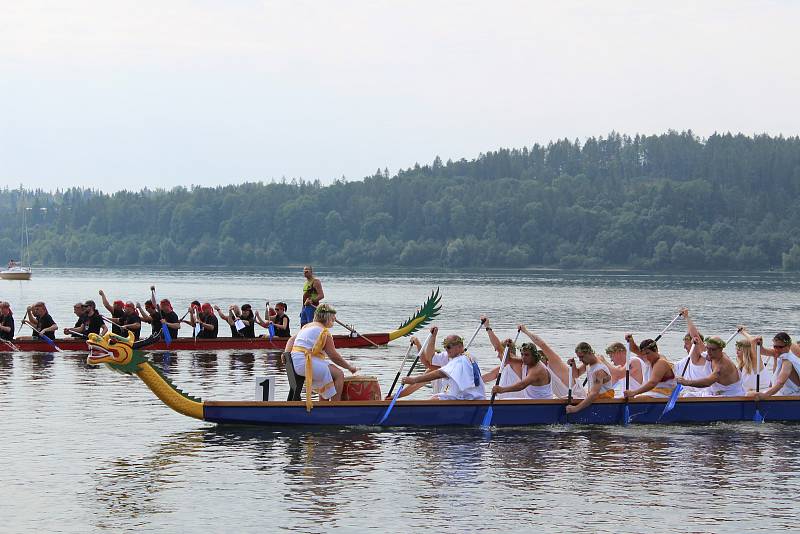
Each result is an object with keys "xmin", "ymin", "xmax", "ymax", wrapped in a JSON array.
[{"xmin": 1, "ymin": 207, "xmax": 32, "ymax": 280}]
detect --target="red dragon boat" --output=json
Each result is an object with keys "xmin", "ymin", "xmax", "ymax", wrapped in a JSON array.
[{"xmin": 2, "ymin": 289, "xmax": 441, "ymax": 353}]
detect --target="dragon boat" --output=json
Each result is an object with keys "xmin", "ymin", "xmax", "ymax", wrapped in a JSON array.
[
  {"xmin": 3, "ymin": 289, "xmax": 442, "ymax": 353},
  {"xmin": 86, "ymin": 329, "xmax": 800, "ymax": 427}
]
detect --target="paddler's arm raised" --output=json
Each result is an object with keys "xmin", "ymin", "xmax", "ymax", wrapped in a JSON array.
[
  {"xmin": 480, "ymin": 316, "xmax": 503, "ymax": 355},
  {"xmin": 98, "ymin": 290, "xmax": 114, "ymax": 314},
  {"xmin": 680, "ymin": 308, "xmax": 703, "ymax": 342},
  {"xmin": 419, "ymin": 326, "xmax": 439, "ymax": 370},
  {"xmin": 136, "ymin": 303, "xmax": 153, "ymax": 323},
  {"xmin": 625, "ymin": 333, "xmax": 643, "ymax": 357}
]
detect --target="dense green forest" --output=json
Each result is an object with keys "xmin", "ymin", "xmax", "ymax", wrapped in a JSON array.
[{"xmin": 3, "ymin": 131, "xmax": 800, "ymax": 270}]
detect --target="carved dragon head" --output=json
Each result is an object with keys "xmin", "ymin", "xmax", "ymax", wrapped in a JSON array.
[{"xmin": 86, "ymin": 330, "xmax": 149, "ymax": 374}]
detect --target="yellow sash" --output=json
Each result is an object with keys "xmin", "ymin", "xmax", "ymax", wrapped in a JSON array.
[
  {"xmin": 597, "ymin": 389, "xmax": 615, "ymax": 400},
  {"xmin": 292, "ymin": 327, "xmax": 330, "ymax": 412}
]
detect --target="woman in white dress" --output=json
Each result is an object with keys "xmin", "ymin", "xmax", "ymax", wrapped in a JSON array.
[{"xmin": 286, "ymin": 304, "xmax": 359, "ymax": 410}]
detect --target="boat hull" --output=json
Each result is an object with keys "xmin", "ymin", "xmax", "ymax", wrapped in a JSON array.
[
  {"xmin": 0, "ymin": 271, "xmax": 32, "ymax": 280},
  {"xmin": 202, "ymin": 396, "xmax": 800, "ymax": 427},
  {"xmin": 3, "ymin": 333, "xmax": 391, "ymax": 352}
]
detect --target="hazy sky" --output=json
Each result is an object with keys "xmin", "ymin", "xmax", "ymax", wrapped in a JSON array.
[{"xmin": 1, "ymin": 1, "xmax": 798, "ymax": 192}]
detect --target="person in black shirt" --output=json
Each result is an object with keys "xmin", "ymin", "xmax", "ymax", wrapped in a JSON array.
[
  {"xmin": 119, "ymin": 302, "xmax": 142, "ymax": 340},
  {"xmin": 195, "ymin": 303, "xmax": 218, "ymax": 339},
  {"xmin": 64, "ymin": 302, "xmax": 87, "ymax": 337},
  {"xmin": 239, "ymin": 304, "xmax": 256, "ymax": 338},
  {"xmin": 159, "ymin": 298, "xmax": 181, "ymax": 339},
  {"xmin": 137, "ymin": 300, "xmax": 163, "ymax": 337},
  {"xmin": 22, "ymin": 301, "xmax": 57, "ymax": 339},
  {"xmin": 0, "ymin": 301, "xmax": 14, "ymax": 342},
  {"xmin": 255, "ymin": 301, "xmax": 291, "ymax": 337},
  {"xmin": 82, "ymin": 300, "xmax": 106, "ymax": 336}
]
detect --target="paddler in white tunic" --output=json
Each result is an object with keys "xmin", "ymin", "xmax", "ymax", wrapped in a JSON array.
[
  {"xmin": 402, "ymin": 332, "xmax": 485, "ymax": 400},
  {"xmin": 479, "ymin": 316, "xmax": 530, "ymax": 399},
  {"xmin": 652, "ymin": 309, "xmax": 710, "ymax": 397},
  {"xmin": 676, "ymin": 336, "xmax": 745, "ymax": 397},
  {"xmin": 490, "ymin": 332, "xmax": 553, "ymax": 400},
  {"xmin": 624, "ymin": 338, "xmax": 677, "ymax": 398},
  {"xmin": 565, "ymin": 342, "xmax": 614, "ymax": 415},
  {"xmin": 605, "ymin": 341, "xmax": 645, "ymax": 397},
  {"xmin": 285, "ymin": 304, "xmax": 359, "ymax": 411},
  {"xmin": 736, "ymin": 329, "xmax": 771, "ymax": 392},
  {"xmin": 517, "ymin": 326, "xmax": 587, "ymax": 399},
  {"xmin": 752, "ymin": 332, "xmax": 800, "ymax": 399}
]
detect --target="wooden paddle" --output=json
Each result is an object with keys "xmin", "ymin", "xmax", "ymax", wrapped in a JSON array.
[
  {"xmin": 481, "ymin": 327, "xmax": 522, "ymax": 429},
  {"xmin": 335, "ymin": 318, "xmax": 381, "ymax": 348}
]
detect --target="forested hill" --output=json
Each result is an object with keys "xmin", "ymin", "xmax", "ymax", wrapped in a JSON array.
[{"xmin": 3, "ymin": 131, "xmax": 800, "ymax": 270}]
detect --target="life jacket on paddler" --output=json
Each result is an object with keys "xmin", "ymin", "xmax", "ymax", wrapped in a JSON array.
[{"xmin": 291, "ymin": 326, "xmax": 331, "ymax": 412}]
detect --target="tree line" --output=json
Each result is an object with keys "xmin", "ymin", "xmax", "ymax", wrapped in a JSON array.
[{"xmin": 2, "ymin": 130, "xmax": 800, "ymax": 271}]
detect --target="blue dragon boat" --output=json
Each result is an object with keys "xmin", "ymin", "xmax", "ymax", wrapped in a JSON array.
[{"xmin": 86, "ymin": 330, "xmax": 800, "ymax": 427}]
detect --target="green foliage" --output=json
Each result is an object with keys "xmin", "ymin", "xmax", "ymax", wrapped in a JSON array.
[{"xmin": 2, "ymin": 131, "xmax": 800, "ymax": 270}]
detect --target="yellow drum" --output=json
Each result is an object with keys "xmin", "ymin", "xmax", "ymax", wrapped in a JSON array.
[{"xmin": 342, "ymin": 375, "xmax": 382, "ymax": 401}]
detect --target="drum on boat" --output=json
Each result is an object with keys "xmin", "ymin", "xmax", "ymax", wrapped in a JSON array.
[{"xmin": 341, "ymin": 375, "xmax": 382, "ymax": 401}]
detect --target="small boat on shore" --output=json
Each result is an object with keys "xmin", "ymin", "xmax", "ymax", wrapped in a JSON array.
[{"xmin": 86, "ymin": 329, "xmax": 800, "ymax": 427}]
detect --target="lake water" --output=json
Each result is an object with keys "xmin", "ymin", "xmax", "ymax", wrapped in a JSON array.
[{"xmin": 2, "ymin": 268, "xmax": 800, "ymax": 532}]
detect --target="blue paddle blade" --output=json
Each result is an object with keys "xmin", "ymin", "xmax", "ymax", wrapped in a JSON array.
[
  {"xmin": 754, "ymin": 408, "xmax": 764, "ymax": 423},
  {"xmin": 661, "ymin": 384, "xmax": 682, "ymax": 418},
  {"xmin": 268, "ymin": 323, "xmax": 275, "ymax": 341},
  {"xmin": 161, "ymin": 323, "xmax": 172, "ymax": 345},
  {"xmin": 480, "ymin": 406, "xmax": 494, "ymax": 429},
  {"xmin": 41, "ymin": 334, "xmax": 57, "ymax": 351},
  {"xmin": 377, "ymin": 385, "xmax": 404, "ymax": 425},
  {"xmin": 623, "ymin": 404, "xmax": 630, "ymax": 426}
]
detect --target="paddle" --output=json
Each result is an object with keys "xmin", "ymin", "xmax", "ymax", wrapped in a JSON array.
[
  {"xmin": 266, "ymin": 301, "xmax": 275, "ymax": 341},
  {"xmin": 622, "ymin": 341, "xmax": 631, "ymax": 425},
  {"xmin": 385, "ymin": 339, "xmax": 417, "ymax": 398},
  {"xmin": 565, "ymin": 359, "xmax": 573, "ymax": 423},
  {"xmin": 585, "ymin": 312, "xmax": 684, "ymax": 388},
  {"xmin": 754, "ymin": 340, "xmax": 764, "ymax": 423},
  {"xmin": 377, "ymin": 331, "xmax": 433, "ymax": 425},
  {"xmin": 654, "ymin": 312, "xmax": 682, "ymax": 343},
  {"xmin": 0, "ymin": 337, "xmax": 21, "ymax": 352},
  {"xmin": 481, "ymin": 327, "xmax": 523, "ymax": 429},
  {"xmin": 378, "ymin": 319, "xmax": 485, "ymax": 425},
  {"xmin": 335, "ymin": 318, "xmax": 381, "ymax": 348},
  {"xmin": 661, "ymin": 328, "xmax": 741, "ymax": 418},
  {"xmin": 24, "ymin": 320, "xmax": 62, "ymax": 353}
]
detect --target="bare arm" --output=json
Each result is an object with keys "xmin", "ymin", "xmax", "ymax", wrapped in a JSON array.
[
  {"xmin": 254, "ymin": 311, "xmax": 269, "ymax": 328},
  {"xmin": 313, "ymin": 279, "xmax": 324, "ymax": 304},
  {"xmin": 568, "ymin": 369, "xmax": 608, "ymax": 413},
  {"xmin": 98, "ymin": 290, "xmax": 113, "ymax": 313},
  {"xmin": 480, "ymin": 316, "xmax": 503, "ymax": 354},
  {"xmin": 419, "ymin": 327, "xmax": 438, "ymax": 369},
  {"xmin": 402, "ymin": 368, "xmax": 446, "ymax": 385},
  {"xmin": 681, "ymin": 308, "xmax": 702, "ymax": 340},
  {"xmin": 757, "ymin": 360, "xmax": 792, "ymax": 397},
  {"xmin": 323, "ymin": 334, "xmax": 356, "ymax": 373},
  {"xmin": 626, "ymin": 359, "xmax": 670, "ymax": 397}
]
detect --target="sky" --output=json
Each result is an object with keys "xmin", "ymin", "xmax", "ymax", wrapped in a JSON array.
[{"xmin": 1, "ymin": 0, "xmax": 798, "ymax": 192}]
